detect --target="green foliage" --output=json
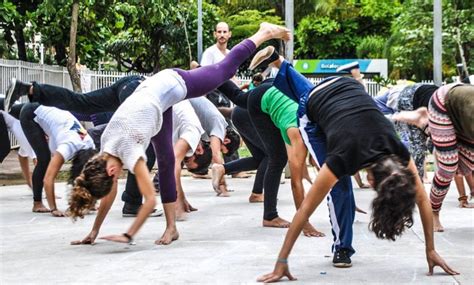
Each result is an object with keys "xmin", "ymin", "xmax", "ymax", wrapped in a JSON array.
[
  {"xmin": 225, "ymin": 9, "xmax": 283, "ymax": 46},
  {"xmin": 372, "ymin": 75, "xmax": 396, "ymax": 87},
  {"xmin": 0, "ymin": 1, "xmax": 19, "ymax": 23},
  {"xmin": 294, "ymin": 0, "xmax": 398, "ymax": 60},
  {"xmin": 386, "ymin": 0, "xmax": 473, "ymax": 80},
  {"xmin": 1, "ymin": 0, "xmax": 471, "ymax": 80},
  {"xmin": 105, "ymin": 0, "xmax": 221, "ymax": 72},
  {"xmin": 357, "ymin": 0, "xmax": 403, "ymax": 20},
  {"xmin": 295, "ymin": 15, "xmax": 359, "ymax": 58},
  {"xmin": 356, "ymin": 35, "xmax": 386, "ymax": 58}
]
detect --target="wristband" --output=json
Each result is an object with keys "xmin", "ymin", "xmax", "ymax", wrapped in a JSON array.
[
  {"xmin": 277, "ymin": 258, "xmax": 288, "ymax": 264},
  {"xmin": 123, "ymin": 233, "xmax": 134, "ymax": 244}
]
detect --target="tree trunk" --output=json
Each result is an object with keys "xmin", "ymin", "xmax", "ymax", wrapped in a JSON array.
[
  {"xmin": 14, "ymin": 24, "xmax": 27, "ymax": 61},
  {"xmin": 455, "ymin": 28, "xmax": 469, "ymax": 78},
  {"xmin": 66, "ymin": 0, "xmax": 82, "ymax": 93}
]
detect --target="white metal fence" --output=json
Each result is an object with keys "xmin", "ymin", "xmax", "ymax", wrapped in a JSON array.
[{"xmin": 1, "ymin": 59, "xmax": 433, "ymax": 149}]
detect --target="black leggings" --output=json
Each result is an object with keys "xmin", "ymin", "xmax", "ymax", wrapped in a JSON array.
[
  {"xmin": 224, "ymin": 107, "xmax": 267, "ymax": 194},
  {"xmin": 247, "ymin": 90, "xmax": 288, "ymax": 221},
  {"xmin": 218, "ymin": 79, "xmax": 288, "ymax": 221},
  {"xmin": 31, "ymin": 75, "xmax": 143, "ymax": 114},
  {"xmin": 0, "ymin": 113, "xmax": 10, "ymax": 163},
  {"xmin": 19, "ymin": 103, "xmax": 48, "ymax": 202}
]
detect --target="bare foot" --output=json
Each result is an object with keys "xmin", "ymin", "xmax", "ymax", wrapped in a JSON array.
[
  {"xmin": 433, "ymin": 212, "xmax": 444, "ymax": 232},
  {"xmin": 263, "ymin": 217, "xmax": 290, "ymax": 228},
  {"xmin": 259, "ymin": 22, "xmax": 291, "ymax": 41},
  {"xmin": 155, "ymin": 228, "xmax": 179, "ymax": 245},
  {"xmin": 459, "ymin": 197, "xmax": 474, "ymax": 208},
  {"xmin": 249, "ymin": 193, "xmax": 264, "ymax": 203},
  {"xmin": 232, "ymin": 172, "xmax": 251, "ymax": 178},
  {"xmin": 211, "ymin": 164, "xmax": 225, "ymax": 194},
  {"xmin": 303, "ymin": 222, "xmax": 325, "ymax": 237},
  {"xmin": 32, "ymin": 202, "xmax": 50, "ymax": 213},
  {"xmin": 184, "ymin": 199, "xmax": 197, "ymax": 212},
  {"xmin": 175, "ymin": 204, "xmax": 188, "ymax": 222},
  {"xmin": 217, "ymin": 189, "xmax": 230, "ymax": 197}
]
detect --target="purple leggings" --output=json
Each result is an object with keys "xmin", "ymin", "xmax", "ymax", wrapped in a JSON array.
[{"xmin": 150, "ymin": 39, "xmax": 256, "ymax": 204}]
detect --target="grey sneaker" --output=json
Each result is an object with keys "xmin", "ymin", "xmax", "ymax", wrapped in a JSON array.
[
  {"xmin": 249, "ymin": 46, "xmax": 279, "ymax": 70},
  {"xmin": 4, "ymin": 78, "xmax": 31, "ymax": 112},
  {"xmin": 336, "ymin": 61, "xmax": 360, "ymax": 73}
]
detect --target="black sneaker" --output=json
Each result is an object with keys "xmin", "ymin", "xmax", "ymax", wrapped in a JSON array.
[
  {"xmin": 248, "ymin": 46, "xmax": 280, "ymax": 70},
  {"xmin": 4, "ymin": 78, "xmax": 31, "ymax": 112},
  {"xmin": 333, "ymin": 248, "xmax": 352, "ymax": 268},
  {"xmin": 122, "ymin": 203, "xmax": 163, "ymax": 217}
]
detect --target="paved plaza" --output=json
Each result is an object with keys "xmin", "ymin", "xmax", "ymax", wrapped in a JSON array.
[{"xmin": 0, "ymin": 170, "xmax": 473, "ymax": 284}]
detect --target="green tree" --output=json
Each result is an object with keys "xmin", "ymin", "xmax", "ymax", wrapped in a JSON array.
[
  {"xmin": 225, "ymin": 9, "xmax": 283, "ymax": 46},
  {"xmin": 294, "ymin": 0, "xmax": 400, "ymax": 60},
  {"xmin": 106, "ymin": 0, "xmax": 220, "ymax": 73},
  {"xmin": 356, "ymin": 35, "xmax": 386, "ymax": 58},
  {"xmin": 0, "ymin": 0, "xmax": 42, "ymax": 61},
  {"xmin": 386, "ymin": 0, "xmax": 473, "ymax": 80},
  {"xmin": 33, "ymin": 0, "xmax": 116, "ymax": 68}
]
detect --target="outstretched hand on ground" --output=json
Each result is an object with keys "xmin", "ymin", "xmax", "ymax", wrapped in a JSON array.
[
  {"xmin": 426, "ymin": 250, "xmax": 459, "ymax": 276},
  {"xmin": 70, "ymin": 230, "xmax": 98, "ymax": 245},
  {"xmin": 257, "ymin": 262, "xmax": 297, "ymax": 283}
]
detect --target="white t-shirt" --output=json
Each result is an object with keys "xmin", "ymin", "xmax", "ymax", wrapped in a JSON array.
[
  {"xmin": 173, "ymin": 101, "xmax": 205, "ymax": 157},
  {"xmin": 189, "ymin": 97, "xmax": 228, "ymax": 142},
  {"xmin": 200, "ymin": 44, "xmax": 229, "ymax": 66},
  {"xmin": 0, "ymin": 110, "xmax": 36, "ymax": 158},
  {"xmin": 33, "ymin": 106, "xmax": 94, "ymax": 161},
  {"xmin": 386, "ymin": 85, "xmax": 408, "ymax": 112},
  {"xmin": 101, "ymin": 69, "xmax": 187, "ymax": 173}
]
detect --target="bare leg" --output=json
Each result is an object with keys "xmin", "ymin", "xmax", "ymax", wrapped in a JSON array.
[
  {"xmin": 354, "ymin": 171, "xmax": 370, "ymax": 188},
  {"xmin": 392, "ymin": 107, "xmax": 429, "ymax": 130},
  {"xmin": 433, "ymin": 211, "xmax": 444, "ymax": 232},
  {"xmin": 175, "ymin": 199, "xmax": 188, "ymax": 221},
  {"xmin": 263, "ymin": 217, "xmax": 291, "ymax": 228},
  {"xmin": 465, "ymin": 172, "xmax": 474, "ymax": 200},
  {"xmin": 455, "ymin": 175, "xmax": 474, "ymax": 208},
  {"xmin": 18, "ymin": 155, "xmax": 32, "ymax": 189},
  {"xmin": 302, "ymin": 165, "xmax": 312, "ymax": 184},
  {"xmin": 423, "ymin": 159, "xmax": 431, "ymax": 184},
  {"xmin": 155, "ymin": 202, "xmax": 179, "ymax": 245}
]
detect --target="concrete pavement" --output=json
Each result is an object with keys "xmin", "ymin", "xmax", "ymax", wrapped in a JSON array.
[{"xmin": 0, "ymin": 173, "xmax": 473, "ymax": 284}]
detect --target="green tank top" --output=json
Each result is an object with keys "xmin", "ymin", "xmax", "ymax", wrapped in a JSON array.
[{"xmin": 261, "ymin": 86, "xmax": 298, "ymax": 145}]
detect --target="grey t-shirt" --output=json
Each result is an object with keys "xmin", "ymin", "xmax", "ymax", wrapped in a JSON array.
[{"xmin": 189, "ymin": 97, "xmax": 228, "ymax": 141}]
